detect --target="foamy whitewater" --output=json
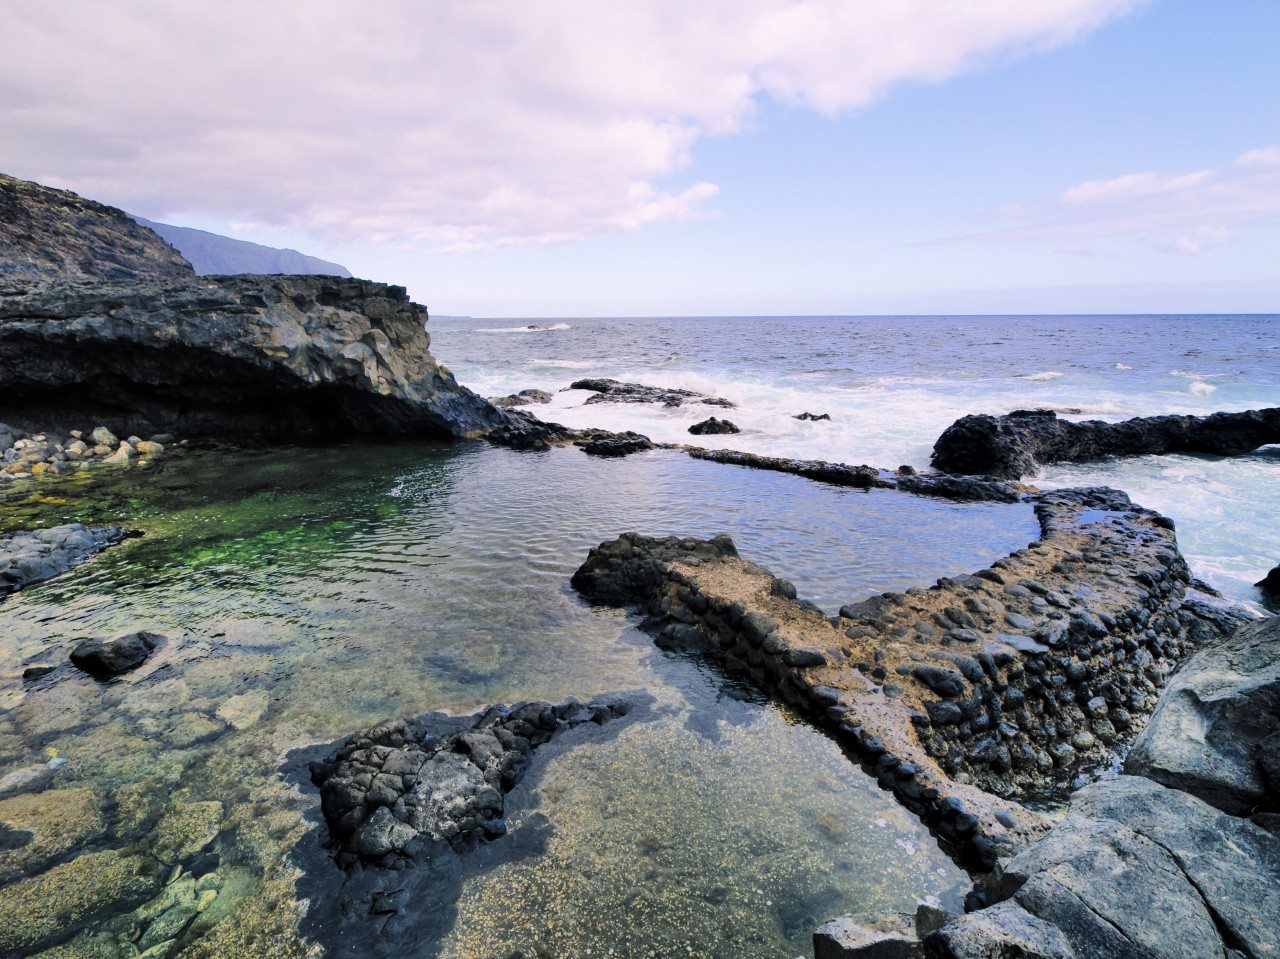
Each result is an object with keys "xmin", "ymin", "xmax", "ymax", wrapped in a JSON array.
[{"xmin": 430, "ymin": 314, "xmax": 1280, "ymax": 609}]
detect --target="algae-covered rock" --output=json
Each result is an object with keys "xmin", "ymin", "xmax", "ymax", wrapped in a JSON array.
[
  {"xmin": 0, "ymin": 785, "xmax": 105, "ymax": 882},
  {"xmin": 0, "ymin": 849, "xmax": 163, "ymax": 954},
  {"xmin": 152, "ymin": 801, "xmax": 223, "ymax": 865}
]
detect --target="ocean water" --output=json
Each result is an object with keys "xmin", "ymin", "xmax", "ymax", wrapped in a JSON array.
[{"xmin": 432, "ymin": 313, "xmax": 1280, "ymax": 608}]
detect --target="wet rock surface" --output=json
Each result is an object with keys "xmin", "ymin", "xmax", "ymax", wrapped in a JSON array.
[
  {"xmin": 572, "ymin": 487, "xmax": 1197, "ymax": 871},
  {"xmin": 1257, "ymin": 563, "xmax": 1280, "ymax": 613},
  {"xmin": 1, "ymin": 425, "xmax": 173, "ymax": 482},
  {"xmin": 310, "ymin": 696, "xmax": 637, "ymax": 869},
  {"xmin": 0, "ymin": 274, "xmax": 505, "ymax": 441},
  {"xmin": 0, "ymin": 524, "xmax": 128, "ymax": 597},
  {"xmin": 70, "ymin": 631, "xmax": 163, "ymax": 679},
  {"xmin": 931, "ymin": 406, "xmax": 1280, "ymax": 479},
  {"xmin": 487, "ymin": 388, "xmax": 553, "ymax": 408},
  {"xmin": 567, "ymin": 377, "xmax": 736, "ymax": 408},
  {"xmin": 685, "ymin": 448, "xmax": 1023, "ymax": 503},
  {"xmin": 688, "ymin": 416, "xmax": 740, "ymax": 435}
]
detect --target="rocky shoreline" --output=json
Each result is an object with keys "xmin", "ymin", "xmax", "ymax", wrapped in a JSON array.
[
  {"xmin": 932, "ymin": 406, "xmax": 1280, "ymax": 479},
  {"xmin": 1, "ymin": 523, "xmax": 129, "ymax": 598},
  {"xmin": 567, "ymin": 499, "xmax": 1277, "ymax": 957}
]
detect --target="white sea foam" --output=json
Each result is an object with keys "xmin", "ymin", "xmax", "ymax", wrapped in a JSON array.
[
  {"xmin": 1114, "ymin": 363, "xmax": 1132, "ymax": 370},
  {"xmin": 1018, "ymin": 371, "xmax": 1064, "ymax": 381},
  {"xmin": 1189, "ymin": 381, "xmax": 1217, "ymax": 395},
  {"xmin": 475, "ymin": 322, "xmax": 572, "ymax": 333}
]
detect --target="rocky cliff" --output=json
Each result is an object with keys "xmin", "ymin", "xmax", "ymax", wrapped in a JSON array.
[
  {"xmin": 0, "ymin": 274, "xmax": 505, "ymax": 439},
  {"xmin": 0, "ymin": 172, "xmax": 505, "ymax": 440},
  {"xmin": 0, "ymin": 173, "xmax": 194, "ymax": 283}
]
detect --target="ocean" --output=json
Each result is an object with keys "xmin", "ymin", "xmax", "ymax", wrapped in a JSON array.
[{"xmin": 432, "ymin": 313, "xmax": 1280, "ymax": 610}]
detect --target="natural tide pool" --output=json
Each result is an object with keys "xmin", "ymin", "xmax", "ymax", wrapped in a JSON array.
[{"xmin": 0, "ymin": 443, "xmax": 1039, "ymax": 959}]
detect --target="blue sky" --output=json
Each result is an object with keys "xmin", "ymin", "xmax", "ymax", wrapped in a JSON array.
[{"xmin": 2, "ymin": 0, "xmax": 1277, "ymax": 315}]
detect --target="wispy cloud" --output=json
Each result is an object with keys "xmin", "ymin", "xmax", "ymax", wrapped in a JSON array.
[
  {"xmin": 0, "ymin": 0, "xmax": 1143, "ymax": 250},
  {"xmin": 944, "ymin": 145, "xmax": 1280, "ymax": 255}
]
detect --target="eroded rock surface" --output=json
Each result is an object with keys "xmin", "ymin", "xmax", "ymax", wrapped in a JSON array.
[
  {"xmin": 931, "ymin": 407, "xmax": 1280, "ymax": 479},
  {"xmin": 0, "ymin": 274, "xmax": 505, "ymax": 440},
  {"xmin": 0, "ymin": 524, "xmax": 127, "ymax": 597},
  {"xmin": 311, "ymin": 697, "xmax": 635, "ymax": 869}
]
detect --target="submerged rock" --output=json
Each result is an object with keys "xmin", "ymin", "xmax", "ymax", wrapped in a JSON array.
[
  {"xmin": 311, "ymin": 697, "xmax": 636, "ymax": 869},
  {"xmin": 0, "ymin": 524, "xmax": 128, "ymax": 597},
  {"xmin": 568, "ymin": 377, "xmax": 736, "ymax": 409},
  {"xmin": 688, "ymin": 416, "xmax": 740, "ymax": 435},
  {"xmin": 931, "ymin": 406, "xmax": 1280, "ymax": 479},
  {"xmin": 70, "ymin": 630, "xmax": 163, "ymax": 678}
]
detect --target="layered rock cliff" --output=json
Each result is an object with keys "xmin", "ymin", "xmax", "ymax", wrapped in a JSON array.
[{"xmin": 0, "ymin": 274, "xmax": 505, "ymax": 439}]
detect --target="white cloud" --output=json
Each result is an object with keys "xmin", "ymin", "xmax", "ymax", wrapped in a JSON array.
[
  {"xmin": 0, "ymin": 0, "xmax": 1142, "ymax": 249},
  {"xmin": 946, "ymin": 146, "xmax": 1280, "ymax": 253}
]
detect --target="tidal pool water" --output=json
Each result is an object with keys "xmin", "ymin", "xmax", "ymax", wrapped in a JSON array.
[{"xmin": 0, "ymin": 443, "xmax": 1038, "ymax": 958}]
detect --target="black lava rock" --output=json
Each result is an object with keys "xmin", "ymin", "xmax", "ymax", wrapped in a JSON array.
[
  {"xmin": 688, "ymin": 417, "xmax": 740, "ymax": 435},
  {"xmin": 70, "ymin": 631, "xmax": 162, "ymax": 678}
]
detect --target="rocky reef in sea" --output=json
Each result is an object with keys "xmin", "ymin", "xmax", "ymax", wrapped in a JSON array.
[
  {"xmin": 932, "ymin": 406, "xmax": 1280, "ymax": 478},
  {"xmin": 0, "ymin": 172, "xmax": 506, "ymax": 442}
]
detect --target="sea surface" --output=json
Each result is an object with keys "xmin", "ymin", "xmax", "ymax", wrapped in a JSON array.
[
  {"xmin": 433, "ymin": 313, "xmax": 1280, "ymax": 609},
  {"xmin": 0, "ymin": 313, "xmax": 1275, "ymax": 959}
]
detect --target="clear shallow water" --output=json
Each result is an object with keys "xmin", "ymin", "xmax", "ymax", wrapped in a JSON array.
[
  {"xmin": 432, "ymin": 313, "xmax": 1280, "ymax": 606},
  {"xmin": 0, "ymin": 443, "xmax": 1037, "ymax": 958}
]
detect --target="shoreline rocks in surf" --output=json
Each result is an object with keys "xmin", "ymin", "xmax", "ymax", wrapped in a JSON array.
[
  {"xmin": 566, "ymin": 377, "xmax": 736, "ymax": 409},
  {"xmin": 932, "ymin": 406, "xmax": 1280, "ymax": 479}
]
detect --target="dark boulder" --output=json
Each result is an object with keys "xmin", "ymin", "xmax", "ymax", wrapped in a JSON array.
[
  {"xmin": 931, "ymin": 407, "xmax": 1280, "ymax": 479},
  {"xmin": 795, "ymin": 412, "xmax": 831, "ymax": 421},
  {"xmin": 70, "ymin": 631, "xmax": 162, "ymax": 678},
  {"xmin": 1257, "ymin": 564, "xmax": 1280, "ymax": 613},
  {"xmin": 488, "ymin": 388, "xmax": 553, "ymax": 408},
  {"xmin": 581, "ymin": 434, "xmax": 654, "ymax": 457},
  {"xmin": 688, "ymin": 416, "xmax": 740, "ymax": 435}
]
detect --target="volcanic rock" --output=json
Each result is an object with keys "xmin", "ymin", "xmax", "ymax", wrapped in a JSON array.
[
  {"xmin": 0, "ymin": 524, "xmax": 128, "ymax": 597},
  {"xmin": 1257, "ymin": 563, "xmax": 1280, "ymax": 613},
  {"xmin": 688, "ymin": 416, "xmax": 740, "ymax": 435},
  {"xmin": 0, "ymin": 274, "xmax": 506, "ymax": 440},
  {"xmin": 70, "ymin": 631, "xmax": 162, "ymax": 678},
  {"xmin": 568, "ymin": 377, "xmax": 736, "ymax": 408},
  {"xmin": 931, "ymin": 407, "xmax": 1280, "ymax": 479},
  {"xmin": 1, "ymin": 173, "xmax": 193, "ymax": 284}
]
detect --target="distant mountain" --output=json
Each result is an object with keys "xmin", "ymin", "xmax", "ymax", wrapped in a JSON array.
[
  {"xmin": 0, "ymin": 173, "xmax": 194, "ymax": 283},
  {"xmin": 131, "ymin": 216, "xmax": 352, "ymax": 277}
]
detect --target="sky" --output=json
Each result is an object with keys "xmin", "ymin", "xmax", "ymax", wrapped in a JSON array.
[{"xmin": 2, "ymin": 0, "xmax": 1278, "ymax": 316}]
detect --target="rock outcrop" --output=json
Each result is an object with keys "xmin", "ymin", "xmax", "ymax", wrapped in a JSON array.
[
  {"xmin": 1257, "ymin": 564, "xmax": 1280, "ymax": 613},
  {"xmin": 69, "ymin": 630, "xmax": 163, "ymax": 679},
  {"xmin": 931, "ymin": 407, "xmax": 1280, "ymax": 479},
  {"xmin": 689, "ymin": 416, "xmax": 740, "ymax": 435},
  {"xmin": 567, "ymin": 377, "xmax": 736, "ymax": 408},
  {"xmin": 572, "ymin": 487, "xmax": 1198, "ymax": 869},
  {"xmin": 311, "ymin": 697, "xmax": 635, "ymax": 869},
  {"xmin": 0, "ymin": 173, "xmax": 193, "ymax": 284},
  {"xmin": 0, "ymin": 274, "xmax": 506, "ymax": 439},
  {"xmin": 0, "ymin": 524, "xmax": 128, "ymax": 597}
]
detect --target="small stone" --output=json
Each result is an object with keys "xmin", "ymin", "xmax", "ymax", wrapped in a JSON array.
[{"xmin": 90, "ymin": 427, "xmax": 119, "ymax": 447}]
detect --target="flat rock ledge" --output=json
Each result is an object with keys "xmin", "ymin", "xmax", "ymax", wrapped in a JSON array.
[
  {"xmin": 931, "ymin": 407, "xmax": 1280, "ymax": 479},
  {"xmin": 311, "ymin": 696, "xmax": 634, "ymax": 870},
  {"xmin": 0, "ymin": 523, "xmax": 128, "ymax": 597},
  {"xmin": 571, "ymin": 487, "xmax": 1215, "ymax": 871},
  {"xmin": 567, "ymin": 377, "xmax": 736, "ymax": 408}
]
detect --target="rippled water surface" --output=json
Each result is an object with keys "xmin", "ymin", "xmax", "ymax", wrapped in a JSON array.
[{"xmin": 0, "ymin": 443, "xmax": 1038, "ymax": 958}]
